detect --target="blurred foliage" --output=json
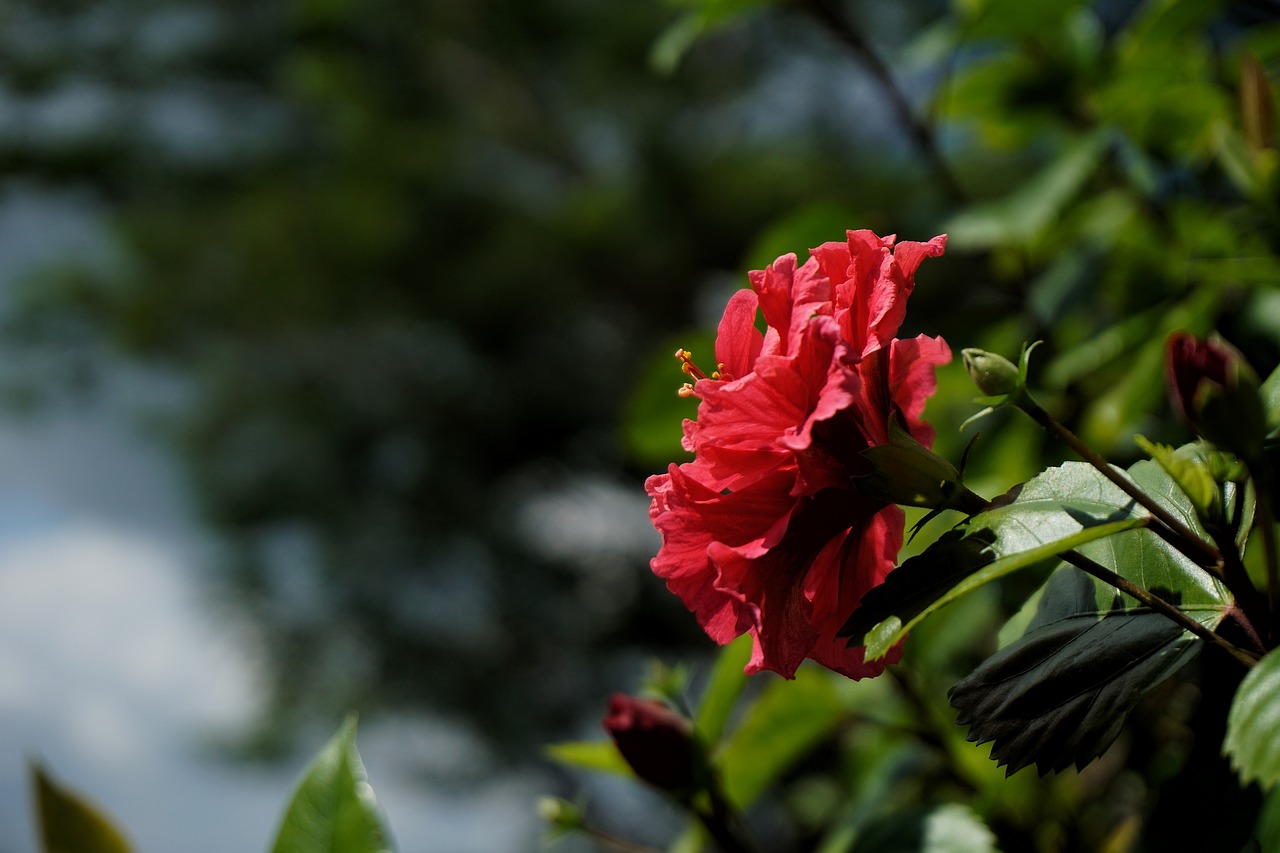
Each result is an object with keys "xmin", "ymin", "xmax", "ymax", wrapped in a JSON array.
[
  {"xmin": 31, "ymin": 763, "xmax": 134, "ymax": 853},
  {"xmin": 7, "ymin": 0, "xmax": 1280, "ymax": 847}
]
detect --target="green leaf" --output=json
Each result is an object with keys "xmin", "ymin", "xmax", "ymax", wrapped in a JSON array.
[
  {"xmin": 545, "ymin": 740, "xmax": 634, "ymax": 777},
  {"xmin": 694, "ymin": 634, "xmax": 751, "ymax": 745},
  {"xmin": 716, "ymin": 667, "xmax": 843, "ymax": 808},
  {"xmin": 1082, "ymin": 456, "xmax": 1232, "ymax": 609},
  {"xmin": 1255, "ymin": 785, "xmax": 1280, "ymax": 851},
  {"xmin": 31, "ymin": 764, "xmax": 134, "ymax": 853},
  {"xmin": 951, "ymin": 454, "xmax": 1234, "ymax": 775},
  {"xmin": 1134, "ymin": 435, "xmax": 1220, "ymax": 521},
  {"xmin": 1261, "ymin": 361, "xmax": 1280, "ymax": 434},
  {"xmin": 1225, "ymin": 648, "xmax": 1280, "ymax": 788},
  {"xmin": 270, "ymin": 715, "xmax": 394, "ymax": 853},
  {"xmin": 944, "ymin": 131, "xmax": 1109, "ymax": 249},
  {"xmin": 848, "ymin": 803, "xmax": 998, "ymax": 853},
  {"xmin": 845, "ymin": 461, "xmax": 1151, "ymax": 660},
  {"xmin": 649, "ymin": 0, "xmax": 769, "ymax": 74}
]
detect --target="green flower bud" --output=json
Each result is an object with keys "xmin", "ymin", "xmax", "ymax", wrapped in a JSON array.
[{"xmin": 962, "ymin": 348, "xmax": 1021, "ymax": 398}]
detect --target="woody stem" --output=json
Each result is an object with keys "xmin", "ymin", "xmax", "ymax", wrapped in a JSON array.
[{"xmin": 1059, "ymin": 550, "xmax": 1259, "ymax": 668}]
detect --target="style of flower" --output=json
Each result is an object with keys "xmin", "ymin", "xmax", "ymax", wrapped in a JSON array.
[{"xmin": 646, "ymin": 230, "xmax": 950, "ymax": 679}]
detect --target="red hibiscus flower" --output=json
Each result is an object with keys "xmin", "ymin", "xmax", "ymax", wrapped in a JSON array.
[{"xmin": 645, "ymin": 230, "xmax": 950, "ymax": 679}]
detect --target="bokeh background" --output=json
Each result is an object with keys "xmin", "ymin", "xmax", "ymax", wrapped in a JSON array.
[{"xmin": 3, "ymin": 0, "xmax": 1280, "ymax": 850}]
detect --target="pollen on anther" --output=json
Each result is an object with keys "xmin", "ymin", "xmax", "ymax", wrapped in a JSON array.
[{"xmin": 677, "ymin": 383, "xmax": 695, "ymax": 398}]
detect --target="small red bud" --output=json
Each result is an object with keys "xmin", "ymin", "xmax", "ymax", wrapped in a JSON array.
[
  {"xmin": 602, "ymin": 693, "xmax": 698, "ymax": 792},
  {"xmin": 1165, "ymin": 332, "xmax": 1265, "ymax": 464}
]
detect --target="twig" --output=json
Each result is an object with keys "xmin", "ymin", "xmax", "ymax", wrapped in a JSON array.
[
  {"xmin": 1019, "ymin": 397, "xmax": 1224, "ymax": 571},
  {"xmin": 1059, "ymin": 550, "xmax": 1259, "ymax": 668}
]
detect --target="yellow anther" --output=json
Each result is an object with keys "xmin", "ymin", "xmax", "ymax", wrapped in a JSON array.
[{"xmin": 677, "ymin": 383, "xmax": 695, "ymax": 398}]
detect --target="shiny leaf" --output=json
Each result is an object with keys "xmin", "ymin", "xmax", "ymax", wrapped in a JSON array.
[
  {"xmin": 1225, "ymin": 648, "xmax": 1280, "ymax": 789},
  {"xmin": 270, "ymin": 716, "xmax": 394, "ymax": 853}
]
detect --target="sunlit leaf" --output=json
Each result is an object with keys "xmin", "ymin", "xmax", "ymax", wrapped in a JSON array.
[
  {"xmin": 545, "ymin": 740, "xmax": 633, "ymax": 777},
  {"xmin": 1261, "ymin": 361, "xmax": 1280, "ymax": 434},
  {"xmin": 716, "ymin": 667, "xmax": 842, "ymax": 808},
  {"xmin": 1225, "ymin": 648, "xmax": 1280, "ymax": 789},
  {"xmin": 31, "ymin": 764, "xmax": 133, "ymax": 853},
  {"xmin": 694, "ymin": 634, "xmax": 751, "ymax": 745},
  {"xmin": 1133, "ymin": 436, "xmax": 1219, "ymax": 522},
  {"xmin": 944, "ymin": 131, "xmax": 1108, "ymax": 249},
  {"xmin": 270, "ymin": 716, "xmax": 394, "ymax": 853}
]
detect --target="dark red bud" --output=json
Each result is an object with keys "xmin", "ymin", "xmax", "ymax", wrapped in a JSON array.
[
  {"xmin": 1167, "ymin": 332, "xmax": 1230, "ymax": 424},
  {"xmin": 1165, "ymin": 331, "xmax": 1265, "ymax": 464},
  {"xmin": 602, "ymin": 693, "xmax": 698, "ymax": 792}
]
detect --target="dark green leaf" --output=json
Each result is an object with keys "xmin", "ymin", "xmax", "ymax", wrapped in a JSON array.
[
  {"xmin": 270, "ymin": 716, "xmax": 394, "ymax": 853},
  {"xmin": 1225, "ymin": 648, "xmax": 1280, "ymax": 789},
  {"xmin": 950, "ymin": 574, "xmax": 1204, "ymax": 775},
  {"xmin": 622, "ymin": 335, "xmax": 707, "ymax": 468},
  {"xmin": 31, "ymin": 764, "xmax": 133, "ymax": 853},
  {"xmin": 1255, "ymin": 785, "xmax": 1280, "ymax": 850}
]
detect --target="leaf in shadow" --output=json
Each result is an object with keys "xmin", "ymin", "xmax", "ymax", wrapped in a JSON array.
[{"xmin": 949, "ymin": 568, "xmax": 1202, "ymax": 775}]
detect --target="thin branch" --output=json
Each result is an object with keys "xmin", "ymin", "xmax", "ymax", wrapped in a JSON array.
[
  {"xmin": 1020, "ymin": 397, "xmax": 1224, "ymax": 571},
  {"xmin": 1059, "ymin": 550, "xmax": 1259, "ymax": 668}
]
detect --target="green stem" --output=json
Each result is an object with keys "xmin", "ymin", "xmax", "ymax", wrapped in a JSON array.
[
  {"xmin": 694, "ymin": 787, "xmax": 760, "ymax": 853},
  {"xmin": 1059, "ymin": 550, "xmax": 1259, "ymax": 668},
  {"xmin": 1019, "ymin": 395, "xmax": 1223, "ymax": 571}
]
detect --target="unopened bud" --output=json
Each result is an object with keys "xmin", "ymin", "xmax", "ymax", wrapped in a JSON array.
[
  {"xmin": 602, "ymin": 693, "xmax": 699, "ymax": 792},
  {"xmin": 962, "ymin": 348, "xmax": 1020, "ymax": 398},
  {"xmin": 1166, "ymin": 332, "xmax": 1266, "ymax": 465}
]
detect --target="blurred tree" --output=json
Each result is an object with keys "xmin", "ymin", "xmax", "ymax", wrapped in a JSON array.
[{"xmin": 0, "ymin": 0, "xmax": 957, "ymax": 757}]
